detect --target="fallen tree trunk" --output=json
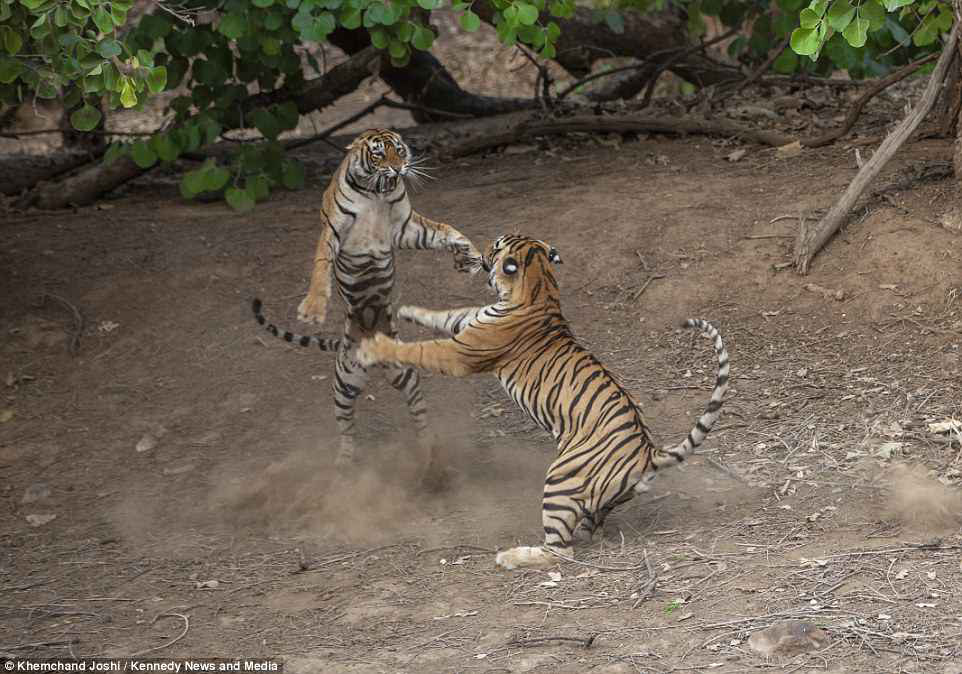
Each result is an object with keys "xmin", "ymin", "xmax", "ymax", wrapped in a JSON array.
[
  {"xmin": 436, "ymin": 112, "xmax": 793, "ymax": 158},
  {"xmin": 17, "ymin": 47, "xmax": 381, "ymax": 209},
  {"xmin": 326, "ymin": 29, "xmax": 535, "ymax": 121},
  {"xmin": 793, "ymin": 20, "xmax": 960, "ymax": 274}
]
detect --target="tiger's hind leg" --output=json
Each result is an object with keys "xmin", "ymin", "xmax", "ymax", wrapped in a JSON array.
[
  {"xmin": 332, "ymin": 343, "xmax": 370, "ymax": 470},
  {"xmin": 577, "ymin": 491, "xmax": 634, "ymax": 542},
  {"xmin": 384, "ymin": 363, "xmax": 448, "ymax": 491},
  {"xmin": 496, "ymin": 479, "xmax": 585, "ymax": 570}
]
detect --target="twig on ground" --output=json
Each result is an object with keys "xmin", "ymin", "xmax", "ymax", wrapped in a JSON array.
[
  {"xmin": 297, "ymin": 543, "xmax": 405, "ymax": 573},
  {"xmin": 508, "ymin": 635, "xmax": 596, "ymax": 648},
  {"xmin": 416, "ymin": 544, "xmax": 496, "ymax": 556},
  {"xmin": 546, "ymin": 547, "xmax": 651, "ymax": 572},
  {"xmin": 632, "ymin": 273, "xmax": 666, "ymax": 301},
  {"xmin": 632, "ymin": 549, "xmax": 658, "ymax": 609},
  {"xmin": 129, "ymin": 612, "xmax": 190, "ymax": 657},
  {"xmin": 41, "ymin": 293, "xmax": 84, "ymax": 355},
  {"xmin": 1, "ymin": 639, "xmax": 79, "ymax": 650}
]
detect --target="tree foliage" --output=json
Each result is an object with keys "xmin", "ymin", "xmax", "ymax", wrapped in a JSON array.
[{"xmin": 0, "ymin": 0, "xmax": 952, "ymax": 210}]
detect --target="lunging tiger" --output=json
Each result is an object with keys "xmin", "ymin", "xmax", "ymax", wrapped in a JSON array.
[
  {"xmin": 356, "ymin": 235, "xmax": 729, "ymax": 569},
  {"xmin": 253, "ymin": 129, "xmax": 481, "ymax": 480}
]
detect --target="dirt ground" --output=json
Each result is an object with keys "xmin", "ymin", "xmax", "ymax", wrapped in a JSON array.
[{"xmin": 3, "ymin": 103, "xmax": 962, "ymax": 674}]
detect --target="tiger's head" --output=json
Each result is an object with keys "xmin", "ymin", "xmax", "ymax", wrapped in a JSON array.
[
  {"xmin": 346, "ymin": 129, "xmax": 413, "ymax": 193},
  {"xmin": 481, "ymin": 235, "xmax": 563, "ymax": 305}
]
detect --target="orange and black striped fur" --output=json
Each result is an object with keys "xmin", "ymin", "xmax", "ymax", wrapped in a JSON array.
[
  {"xmin": 357, "ymin": 235, "xmax": 729, "ymax": 569},
  {"xmin": 253, "ymin": 129, "xmax": 481, "ymax": 473}
]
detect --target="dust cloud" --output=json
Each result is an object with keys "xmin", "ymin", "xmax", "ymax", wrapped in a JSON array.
[{"xmin": 882, "ymin": 463, "xmax": 962, "ymax": 529}]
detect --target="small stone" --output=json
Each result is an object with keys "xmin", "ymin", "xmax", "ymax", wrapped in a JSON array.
[
  {"xmin": 747, "ymin": 620, "xmax": 829, "ymax": 656},
  {"xmin": 21, "ymin": 483, "xmax": 51, "ymax": 504},
  {"xmin": 25, "ymin": 513, "xmax": 57, "ymax": 527}
]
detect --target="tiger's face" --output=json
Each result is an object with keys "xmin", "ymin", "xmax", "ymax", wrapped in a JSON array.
[
  {"xmin": 348, "ymin": 129, "xmax": 412, "ymax": 192},
  {"xmin": 481, "ymin": 235, "xmax": 563, "ymax": 304}
]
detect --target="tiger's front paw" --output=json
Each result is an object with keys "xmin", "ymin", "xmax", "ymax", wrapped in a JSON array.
[
  {"xmin": 452, "ymin": 243, "xmax": 483, "ymax": 274},
  {"xmin": 396, "ymin": 305, "xmax": 417, "ymax": 323},
  {"xmin": 297, "ymin": 294, "xmax": 328, "ymax": 326},
  {"xmin": 355, "ymin": 337, "xmax": 381, "ymax": 368},
  {"xmin": 495, "ymin": 546, "xmax": 555, "ymax": 570}
]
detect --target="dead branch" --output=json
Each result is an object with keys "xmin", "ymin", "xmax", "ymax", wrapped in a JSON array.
[
  {"xmin": 438, "ymin": 113, "xmax": 794, "ymax": 159},
  {"xmin": 508, "ymin": 635, "xmax": 596, "ymax": 648},
  {"xmin": 793, "ymin": 21, "xmax": 959, "ymax": 274},
  {"xmin": 803, "ymin": 52, "xmax": 939, "ymax": 148}
]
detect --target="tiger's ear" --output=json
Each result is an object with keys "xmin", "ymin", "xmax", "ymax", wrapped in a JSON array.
[
  {"xmin": 503, "ymin": 257, "xmax": 519, "ymax": 275},
  {"xmin": 548, "ymin": 248, "xmax": 562, "ymax": 264}
]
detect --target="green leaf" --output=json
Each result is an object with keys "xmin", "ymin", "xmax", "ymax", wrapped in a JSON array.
[
  {"xmin": 411, "ymin": 25, "xmax": 434, "ymax": 50},
  {"xmin": 458, "ymin": 9, "xmax": 480, "ymax": 31},
  {"xmin": 516, "ymin": 2, "xmax": 538, "ymax": 25},
  {"xmin": 824, "ymin": 32, "xmax": 859, "ymax": 69},
  {"xmin": 859, "ymin": 0, "xmax": 885, "ymax": 31},
  {"xmin": 0, "ymin": 57, "xmax": 23, "ymax": 83},
  {"xmin": 181, "ymin": 168, "xmax": 207, "ymax": 197},
  {"xmin": 249, "ymin": 174, "xmax": 270, "ymax": 200},
  {"xmin": 2, "ymin": 26, "xmax": 23, "ymax": 54},
  {"xmin": 881, "ymin": 0, "xmax": 913, "ymax": 9},
  {"xmin": 260, "ymin": 36, "xmax": 281, "ymax": 54},
  {"xmin": 54, "ymin": 6, "xmax": 68, "ymax": 27},
  {"xmin": 119, "ymin": 77, "xmax": 137, "ymax": 107},
  {"xmin": 539, "ymin": 42, "xmax": 555, "ymax": 59},
  {"xmin": 93, "ymin": 6, "xmax": 113, "ymax": 33},
  {"xmin": 790, "ymin": 26, "xmax": 820, "ymax": 55},
  {"xmin": 825, "ymin": 0, "xmax": 854, "ymax": 31},
  {"xmin": 204, "ymin": 165, "xmax": 230, "ymax": 191},
  {"xmin": 97, "ymin": 38, "xmax": 121, "ymax": 58},
  {"xmin": 226, "ymin": 186, "xmax": 256, "ymax": 212},
  {"xmin": 252, "ymin": 0, "xmax": 274, "ymax": 6},
  {"xmin": 415, "ymin": 0, "xmax": 441, "ymax": 8},
  {"xmin": 809, "ymin": 0, "xmax": 828, "ymax": 17},
  {"xmin": 103, "ymin": 142, "xmax": 127, "ymax": 166},
  {"xmin": 139, "ymin": 14, "xmax": 172, "ymax": 38},
  {"xmin": 252, "ymin": 107, "xmax": 281, "ymax": 140},
  {"xmin": 388, "ymin": 38, "xmax": 407, "ymax": 58},
  {"xmin": 264, "ymin": 10, "xmax": 284, "ymax": 29},
  {"xmin": 799, "ymin": 8, "xmax": 821, "ymax": 28},
  {"xmin": 841, "ymin": 16, "xmax": 868, "ymax": 47},
  {"xmin": 281, "ymin": 160, "xmax": 305, "ymax": 189},
  {"xmin": 274, "ymin": 101, "xmax": 299, "ymax": 130},
  {"xmin": 546, "ymin": 20, "xmax": 560, "ymax": 41},
  {"xmin": 396, "ymin": 20, "xmax": 414, "ymax": 41},
  {"xmin": 370, "ymin": 27, "xmax": 389, "ymax": 48},
  {"xmin": 150, "ymin": 133, "xmax": 180, "ymax": 162},
  {"xmin": 69, "ymin": 103, "xmax": 102, "ymax": 131},
  {"xmin": 111, "ymin": 4, "xmax": 128, "ymax": 26},
  {"xmin": 772, "ymin": 46, "xmax": 798, "ymax": 74},
  {"xmin": 147, "ymin": 66, "xmax": 166, "ymax": 93},
  {"xmin": 219, "ymin": 12, "xmax": 247, "ymax": 39},
  {"xmin": 339, "ymin": 6, "xmax": 361, "ymax": 28},
  {"xmin": 130, "ymin": 140, "xmax": 157, "ymax": 168}
]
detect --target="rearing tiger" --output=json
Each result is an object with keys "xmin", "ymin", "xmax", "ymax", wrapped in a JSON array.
[
  {"xmin": 253, "ymin": 129, "xmax": 481, "ymax": 478},
  {"xmin": 356, "ymin": 235, "xmax": 729, "ymax": 569}
]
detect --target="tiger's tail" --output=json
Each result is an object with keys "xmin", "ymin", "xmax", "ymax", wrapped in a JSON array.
[
  {"xmin": 251, "ymin": 298, "xmax": 341, "ymax": 352},
  {"xmin": 653, "ymin": 319, "xmax": 729, "ymax": 468}
]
